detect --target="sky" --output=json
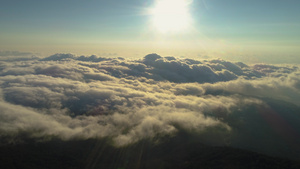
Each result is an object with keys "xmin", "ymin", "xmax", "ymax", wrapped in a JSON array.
[{"xmin": 0, "ymin": 0, "xmax": 300, "ymax": 62}]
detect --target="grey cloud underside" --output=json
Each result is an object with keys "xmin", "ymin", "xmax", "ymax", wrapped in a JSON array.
[{"xmin": 0, "ymin": 53, "xmax": 300, "ymax": 158}]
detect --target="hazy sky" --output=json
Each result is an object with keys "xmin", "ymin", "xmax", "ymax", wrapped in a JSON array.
[{"xmin": 0, "ymin": 0, "xmax": 299, "ymax": 62}]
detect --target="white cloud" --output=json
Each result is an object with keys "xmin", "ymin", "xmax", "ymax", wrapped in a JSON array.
[
  {"xmin": 0, "ymin": 51, "xmax": 40, "ymax": 61},
  {"xmin": 0, "ymin": 52, "xmax": 299, "ymax": 158}
]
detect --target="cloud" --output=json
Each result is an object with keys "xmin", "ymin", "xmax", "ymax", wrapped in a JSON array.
[
  {"xmin": 202, "ymin": 70, "xmax": 300, "ymax": 106},
  {"xmin": 0, "ymin": 51, "xmax": 40, "ymax": 61},
  {"xmin": 0, "ymin": 53, "xmax": 299, "ymax": 158}
]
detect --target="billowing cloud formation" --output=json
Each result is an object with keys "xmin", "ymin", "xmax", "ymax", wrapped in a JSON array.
[
  {"xmin": 0, "ymin": 51, "xmax": 40, "ymax": 61},
  {"xmin": 0, "ymin": 53, "xmax": 299, "ymax": 158}
]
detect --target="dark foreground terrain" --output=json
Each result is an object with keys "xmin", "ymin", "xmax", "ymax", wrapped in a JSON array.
[{"xmin": 1, "ymin": 134, "xmax": 299, "ymax": 169}]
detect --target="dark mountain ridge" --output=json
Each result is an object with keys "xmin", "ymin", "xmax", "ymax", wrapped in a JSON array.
[{"xmin": 1, "ymin": 134, "xmax": 299, "ymax": 169}]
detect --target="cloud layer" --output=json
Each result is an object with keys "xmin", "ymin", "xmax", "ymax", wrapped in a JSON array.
[{"xmin": 0, "ymin": 53, "xmax": 299, "ymax": 158}]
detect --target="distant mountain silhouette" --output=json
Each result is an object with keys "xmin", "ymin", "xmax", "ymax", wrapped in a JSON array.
[{"xmin": 1, "ymin": 134, "xmax": 299, "ymax": 169}]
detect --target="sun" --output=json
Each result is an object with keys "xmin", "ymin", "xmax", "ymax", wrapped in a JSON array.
[{"xmin": 150, "ymin": 0, "xmax": 192, "ymax": 33}]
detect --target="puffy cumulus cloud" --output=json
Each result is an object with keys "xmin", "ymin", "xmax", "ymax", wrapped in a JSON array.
[
  {"xmin": 0, "ymin": 101, "xmax": 72, "ymax": 141},
  {"xmin": 113, "ymin": 105, "xmax": 230, "ymax": 146},
  {"xmin": 202, "ymin": 70, "xmax": 300, "ymax": 106},
  {"xmin": 0, "ymin": 51, "xmax": 40, "ymax": 61},
  {"xmin": 0, "ymin": 53, "xmax": 299, "ymax": 158}
]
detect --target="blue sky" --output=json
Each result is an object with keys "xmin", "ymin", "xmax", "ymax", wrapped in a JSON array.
[{"xmin": 0, "ymin": 0, "xmax": 299, "ymax": 62}]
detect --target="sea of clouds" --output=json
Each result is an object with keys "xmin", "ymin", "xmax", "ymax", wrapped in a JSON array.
[{"xmin": 0, "ymin": 52, "xmax": 299, "ymax": 158}]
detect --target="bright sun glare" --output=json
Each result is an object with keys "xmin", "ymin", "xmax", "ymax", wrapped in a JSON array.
[{"xmin": 150, "ymin": 0, "xmax": 192, "ymax": 33}]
